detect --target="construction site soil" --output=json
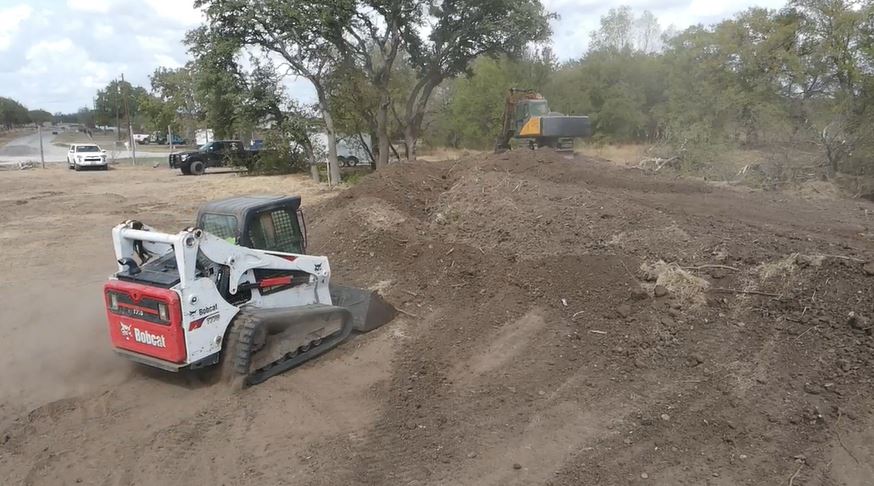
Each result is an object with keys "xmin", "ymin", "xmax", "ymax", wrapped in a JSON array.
[{"xmin": 1, "ymin": 151, "xmax": 873, "ymax": 485}]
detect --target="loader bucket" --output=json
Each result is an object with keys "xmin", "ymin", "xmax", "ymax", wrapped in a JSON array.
[{"xmin": 329, "ymin": 284, "xmax": 397, "ymax": 333}]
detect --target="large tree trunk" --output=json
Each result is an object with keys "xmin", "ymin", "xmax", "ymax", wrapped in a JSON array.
[
  {"xmin": 302, "ymin": 140, "xmax": 319, "ymax": 182},
  {"xmin": 375, "ymin": 93, "xmax": 391, "ymax": 169},
  {"xmin": 403, "ymin": 123, "xmax": 418, "ymax": 161},
  {"xmin": 316, "ymin": 87, "xmax": 341, "ymax": 185},
  {"xmin": 403, "ymin": 76, "xmax": 439, "ymax": 161}
]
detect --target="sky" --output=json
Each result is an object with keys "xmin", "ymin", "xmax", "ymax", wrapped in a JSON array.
[{"xmin": 0, "ymin": 0, "xmax": 785, "ymax": 113}]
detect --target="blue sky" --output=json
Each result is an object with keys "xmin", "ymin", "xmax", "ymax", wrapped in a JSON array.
[{"xmin": 0, "ymin": 0, "xmax": 784, "ymax": 113}]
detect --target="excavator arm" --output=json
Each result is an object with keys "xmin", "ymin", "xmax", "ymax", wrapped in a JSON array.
[{"xmin": 495, "ymin": 89, "xmax": 543, "ymax": 153}]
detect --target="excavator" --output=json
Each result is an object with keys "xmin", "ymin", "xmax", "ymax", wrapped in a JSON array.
[
  {"xmin": 103, "ymin": 195, "xmax": 395, "ymax": 388},
  {"xmin": 495, "ymin": 88, "xmax": 592, "ymax": 153}
]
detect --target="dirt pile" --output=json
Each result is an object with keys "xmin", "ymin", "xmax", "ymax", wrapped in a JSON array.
[
  {"xmin": 301, "ymin": 149, "xmax": 874, "ymax": 484},
  {"xmin": 2, "ymin": 152, "xmax": 873, "ymax": 485}
]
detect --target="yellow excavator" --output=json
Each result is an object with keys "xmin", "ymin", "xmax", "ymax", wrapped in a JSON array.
[{"xmin": 495, "ymin": 89, "xmax": 591, "ymax": 153}]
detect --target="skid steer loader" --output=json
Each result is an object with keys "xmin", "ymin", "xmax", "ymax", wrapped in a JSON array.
[{"xmin": 103, "ymin": 195, "xmax": 395, "ymax": 387}]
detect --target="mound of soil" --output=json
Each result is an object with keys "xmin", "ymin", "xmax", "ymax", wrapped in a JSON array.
[{"xmin": 301, "ymin": 149, "xmax": 874, "ymax": 484}]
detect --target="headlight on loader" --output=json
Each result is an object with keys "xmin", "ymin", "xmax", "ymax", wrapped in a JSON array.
[
  {"xmin": 158, "ymin": 302, "xmax": 168, "ymax": 321},
  {"xmin": 109, "ymin": 293, "xmax": 118, "ymax": 310}
]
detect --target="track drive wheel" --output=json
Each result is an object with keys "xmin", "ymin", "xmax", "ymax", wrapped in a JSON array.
[{"xmin": 217, "ymin": 315, "xmax": 248, "ymax": 392}]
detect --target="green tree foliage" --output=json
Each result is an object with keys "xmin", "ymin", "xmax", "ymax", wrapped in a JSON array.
[
  {"xmin": 429, "ymin": 0, "xmax": 874, "ymax": 175},
  {"xmin": 192, "ymin": 0, "xmax": 347, "ymax": 182},
  {"xmin": 94, "ymin": 79, "xmax": 148, "ymax": 128},
  {"xmin": 427, "ymin": 49, "xmax": 556, "ymax": 149},
  {"xmin": 139, "ymin": 66, "xmax": 202, "ymax": 135},
  {"xmin": 399, "ymin": 0, "xmax": 553, "ymax": 158},
  {"xmin": 28, "ymin": 109, "xmax": 53, "ymax": 125},
  {"xmin": 187, "ymin": 26, "xmax": 244, "ymax": 140},
  {"xmin": 0, "ymin": 97, "xmax": 30, "ymax": 128}
]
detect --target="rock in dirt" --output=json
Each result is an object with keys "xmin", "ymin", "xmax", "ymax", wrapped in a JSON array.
[
  {"xmin": 653, "ymin": 285, "xmax": 669, "ymax": 298},
  {"xmin": 708, "ymin": 268, "xmax": 728, "ymax": 280},
  {"xmin": 862, "ymin": 262, "xmax": 874, "ymax": 276},
  {"xmin": 630, "ymin": 287, "xmax": 649, "ymax": 301},
  {"xmin": 803, "ymin": 383, "xmax": 824, "ymax": 395},
  {"xmin": 847, "ymin": 312, "xmax": 869, "ymax": 330},
  {"xmin": 513, "ymin": 463, "xmax": 522, "ymax": 470},
  {"xmin": 617, "ymin": 304, "xmax": 633, "ymax": 318}
]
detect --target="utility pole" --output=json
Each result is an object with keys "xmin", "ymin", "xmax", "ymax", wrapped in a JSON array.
[
  {"xmin": 121, "ymin": 73, "xmax": 137, "ymax": 166},
  {"xmin": 168, "ymin": 125, "xmax": 173, "ymax": 153},
  {"xmin": 38, "ymin": 125, "xmax": 45, "ymax": 168},
  {"xmin": 115, "ymin": 79, "xmax": 120, "ymax": 142}
]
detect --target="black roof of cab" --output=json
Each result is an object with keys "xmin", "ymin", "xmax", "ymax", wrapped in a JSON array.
[{"xmin": 197, "ymin": 195, "xmax": 302, "ymax": 221}]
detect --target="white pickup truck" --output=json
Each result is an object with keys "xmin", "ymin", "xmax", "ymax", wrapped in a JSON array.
[{"xmin": 67, "ymin": 143, "xmax": 108, "ymax": 171}]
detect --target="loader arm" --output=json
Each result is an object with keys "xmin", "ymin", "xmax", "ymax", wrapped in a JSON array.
[{"xmin": 112, "ymin": 221, "xmax": 332, "ymax": 307}]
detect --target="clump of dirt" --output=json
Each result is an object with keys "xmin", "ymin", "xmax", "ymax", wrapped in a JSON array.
[{"xmin": 640, "ymin": 260, "xmax": 710, "ymax": 306}]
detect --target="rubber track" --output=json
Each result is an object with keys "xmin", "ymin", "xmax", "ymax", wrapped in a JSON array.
[{"xmin": 233, "ymin": 308, "xmax": 353, "ymax": 387}]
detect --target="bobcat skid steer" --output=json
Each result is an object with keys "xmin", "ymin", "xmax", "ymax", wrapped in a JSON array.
[{"xmin": 104, "ymin": 195, "xmax": 395, "ymax": 387}]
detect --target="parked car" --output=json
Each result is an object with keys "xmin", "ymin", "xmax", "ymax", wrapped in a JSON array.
[
  {"xmin": 148, "ymin": 132, "xmax": 186, "ymax": 145},
  {"xmin": 168, "ymin": 140, "xmax": 260, "ymax": 175},
  {"xmin": 133, "ymin": 133, "xmax": 150, "ymax": 144},
  {"xmin": 67, "ymin": 144, "xmax": 108, "ymax": 171}
]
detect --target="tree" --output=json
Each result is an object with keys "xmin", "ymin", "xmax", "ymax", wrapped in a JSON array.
[
  {"xmin": 140, "ymin": 66, "xmax": 203, "ymax": 135},
  {"xmin": 427, "ymin": 50, "xmax": 559, "ymax": 149},
  {"xmin": 635, "ymin": 10, "xmax": 662, "ymax": 53},
  {"xmin": 241, "ymin": 62, "xmax": 324, "ymax": 176},
  {"xmin": 400, "ymin": 0, "xmax": 552, "ymax": 159},
  {"xmin": 94, "ymin": 79, "xmax": 148, "ymax": 129},
  {"xmin": 0, "ymin": 97, "xmax": 30, "ymax": 129},
  {"xmin": 591, "ymin": 6, "xmax": 635, "ymax": 51},
  {"xmin": 28, "ymin": 109, "xmax": 53, "ymax": 125},
  {"xmin": 193, "ymin": 0, "xmax": 347, "ymax": 183},
  {"xmin": 187, "ymin": 27, "xmax": 245, "ymax": 140}
]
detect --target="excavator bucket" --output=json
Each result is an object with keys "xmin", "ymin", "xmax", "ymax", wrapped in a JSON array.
[{"xmin": 330, "ymin": 284, "xmax": 398, "ymax": 332}]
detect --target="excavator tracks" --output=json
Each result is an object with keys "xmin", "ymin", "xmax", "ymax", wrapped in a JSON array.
[{"xmin": 226, "ymin": 307, "xmax": 354, "ymax": 388}]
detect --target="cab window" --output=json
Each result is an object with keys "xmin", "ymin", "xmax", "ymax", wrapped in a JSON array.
[
  {"xmin": 247, "ymin": 209, "xmax": 304, "ymax": 254},
  {"xmin": 200, "ymin": 213, "xmax": 238, "ymax": 242}
]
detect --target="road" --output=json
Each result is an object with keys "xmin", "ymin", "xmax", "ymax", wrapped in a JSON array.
[
  {"xmin": 0, "ymin": 130, "xmax": 173, "ymax": 166},
  {"xmin": 0, "ymin": 130, "xmax": 67, "ymax": 164}
]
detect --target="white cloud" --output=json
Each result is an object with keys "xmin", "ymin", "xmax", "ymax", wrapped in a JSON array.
[
  {"xmin": 543, "ymin": 0, "xmax": 787, "ymax": 60},
  {"xmin": 145, "ymin": 0, "xmax": 202, "ymax": 25},
  {"xmin": 0, "ymin": 4, "xmax": 33, "ymax": 51},
  {"xmin": 66, "ymin": 0, "xmax": 113, "ymax": 13},
  {"xmin": 153, "ymin": 53, "xmax": 182, "ymax": 69}
]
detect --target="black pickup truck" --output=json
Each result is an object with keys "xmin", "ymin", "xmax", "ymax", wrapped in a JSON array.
[{"xmin": 169, "ymin": 140, "xmax": 259, "ymax": 175}]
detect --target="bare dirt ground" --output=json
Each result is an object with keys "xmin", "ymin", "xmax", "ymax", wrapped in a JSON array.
[{"xmin": 1, "ymin": 152, "xmax": 873, "ymax": 485}]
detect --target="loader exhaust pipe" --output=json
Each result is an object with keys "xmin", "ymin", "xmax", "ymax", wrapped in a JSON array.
[{"xmin": 329, "ymin": 284, "xmax": 398, "ymax": 332}]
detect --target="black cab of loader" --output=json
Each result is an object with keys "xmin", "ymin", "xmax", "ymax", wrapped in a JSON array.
[{"xmin": 196, "ymin": 195, "xmax": 307, "ymax": 254}]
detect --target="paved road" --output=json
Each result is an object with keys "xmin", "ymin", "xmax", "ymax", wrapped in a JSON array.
[
  {"xmin": 0, "ymin": 131, "xmax": 172, "ymax": 165},
  {"xmin": 0, "ymin": 131, "xmax": 68, "ymax": 163}
]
